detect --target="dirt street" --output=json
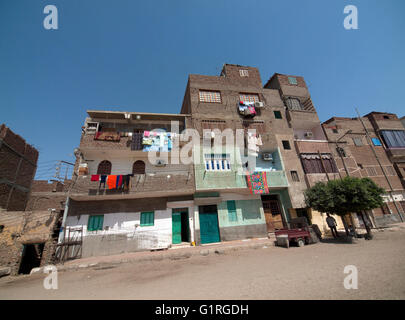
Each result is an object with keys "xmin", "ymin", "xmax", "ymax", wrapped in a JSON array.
[{"xmin": 1, "ymin": 228, "xmax": 405, "ymax": 300}]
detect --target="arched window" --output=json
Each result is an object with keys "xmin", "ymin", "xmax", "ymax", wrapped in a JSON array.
[
  {"xmin": 97, "ymin": 160, "xmax": 112, "ymax": 175},
  {"xmin": 133, "ymin": 160, "xmax": 145, "ymax": 174}
]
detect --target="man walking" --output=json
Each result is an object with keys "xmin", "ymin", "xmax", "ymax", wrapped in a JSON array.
[{"xmin": 326, "ymin": 214, "xmax": 339, "ymax": 238}]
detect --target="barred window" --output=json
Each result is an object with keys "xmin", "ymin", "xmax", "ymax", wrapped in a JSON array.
[
  {"xmin": 291, "ymin": 171, "xmax": 300, "ymax": 182},
  {"xmin": 384, "ymin": 166, "xmax": 396, "ymax": 176},
  {"xmin": 366, "ymin": 167, "xmax": 378, "ymax": 176},
  {"xmin": 199, "ymin": 90, "xmax": 221, "ymax": 103},
  {"xmin": 201, "ymin": 119, "xmax": 227, "ymax": 130},
  {"xmin": 204, "ymin": 154, "xmax": 231, "ymax": 171},
  {"xmin": 97, "ymin": 160, "xmax": 112, "ymax": 175},
  {"xmin": 239, "ymin": 93, "xmax": 260, "ymax": 103},
  {"xmin": 286, "ymin": 98, "xmax": 302, "ymax": 110},
  {"xmin": 239, "ymin": 69, "xmax": 249, "ymax": 77}
]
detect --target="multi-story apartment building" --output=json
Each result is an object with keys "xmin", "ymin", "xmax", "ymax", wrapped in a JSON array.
[
  {"xmin": 322, "ymin": 114, "xmax": 405, "ymax": 227},
  {"xmin": 61, "ymin": 111, "xmax": 196, "ymax": 258},
  {"xmin": 180, "ymin": 63, "xmax": 340, "ymax": 240},
  {"xmin": 60, "ymin": 64, "xmax": 405, "ymax": 259},
  {"xmin": 264, "ymin": 73, "xmax": 344, "ymax": 232},
  {"xmin": 365, "ymin": 112, "xmax": 405, "ymax": 190},
  {"xmin": 0, "ymin": 124, "xmax": 38, "ymax": 211}
]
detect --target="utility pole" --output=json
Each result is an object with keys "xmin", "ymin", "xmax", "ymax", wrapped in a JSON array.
[
  {"xmin": 356, "ymin": 108, "xmax": 404, "ymax": 223},
  {"xmin": 335, "ymin": 130, "xmax": 352, "ymax": 177}
]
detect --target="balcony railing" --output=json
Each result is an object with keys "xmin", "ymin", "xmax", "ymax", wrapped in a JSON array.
[
  {"xmin": 266, "ymin": 170, "xmax": 289, "ymax": 188},
  {"xmin": 69, "ymin": 171, "xmax": 195, "ymax": 198},
  {"xmin": 79, "ymin": 132, "xmax": 188, "ymax": 152}
]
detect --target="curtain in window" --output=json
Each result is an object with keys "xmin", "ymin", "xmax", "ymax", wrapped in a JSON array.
[
  {"xmin": 300, "ymin": 154, "xmax": 337, "ymax": 173},
  {"xmin": 380, "ymin": 130, "xmax": 405, "ymax": 148}
]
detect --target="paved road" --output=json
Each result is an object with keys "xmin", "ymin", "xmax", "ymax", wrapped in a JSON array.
[{"xmin": 1, "ymin": 228, "xmax": 405, "ymax": 299}]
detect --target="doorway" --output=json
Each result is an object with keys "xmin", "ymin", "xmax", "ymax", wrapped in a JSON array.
[
  {"xmin": 18, "ymin": 243, "xmax": 45, "ymax": 274},
  {"xmin": 172, "ymin": 208, "xmax": 189, "ymax": 244},
  {"xmin": 198, "ymin": 205, "xmax": 220, "ymax": 244},
  {"xmin": 261, "ymin": 195, "xmax": 286, "ymax": 232},
  {"xmin": 296, "ymin": 208, "xmax": 312, "ymax": 225}
]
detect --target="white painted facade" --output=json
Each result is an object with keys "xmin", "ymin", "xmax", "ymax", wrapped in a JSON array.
[{"xmin": 64, "ymin": 202, "xmax": 196, "ymax": 256}]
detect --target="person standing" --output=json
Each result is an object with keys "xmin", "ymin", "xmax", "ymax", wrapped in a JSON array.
[{"xmin": 326, "ymin": 214, "xmax": 339, "ymax": 238}]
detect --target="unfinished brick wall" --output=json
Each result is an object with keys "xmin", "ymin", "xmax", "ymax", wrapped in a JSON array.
[
  {"xmin": 0, "ymin": 124, "xmax": 38, "ymax": 211},
  {"xmin": 0, "ymin": 210, "xmax": 61, "ymax": 275}
]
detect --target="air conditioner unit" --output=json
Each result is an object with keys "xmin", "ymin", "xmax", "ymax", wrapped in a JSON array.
[
  {"xmin": 254, "ymin": 101, "xmax": 264, "ymax": 108},
  {"xmin": 304, "ymin": 132, "xmax": 313, "ymax": 138},
  {"xmin": 262, "ymin": 153, "xmax": 273, "ymax": 161}
]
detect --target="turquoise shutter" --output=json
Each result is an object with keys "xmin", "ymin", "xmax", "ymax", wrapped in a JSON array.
[
  {"xmin": 88, "ymin": 215, "xmax": 104, "ymax": 231},
  {"xmin": 141, "ymin": 212, "xmax": 154, "ymax": 226},
  {"xmin": 227, "ymin": 201, "xmax": 237, "ymax": 222}
]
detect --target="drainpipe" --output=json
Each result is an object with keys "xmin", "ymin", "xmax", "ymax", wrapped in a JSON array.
[{"xmin": 356, "ymin": 109, "xmax": 404, "ymax": 222}]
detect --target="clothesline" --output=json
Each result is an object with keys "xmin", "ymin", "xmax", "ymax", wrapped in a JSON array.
[{"xmin": 91, "ymin": 174, "xmax": 133, "ymax": 190}]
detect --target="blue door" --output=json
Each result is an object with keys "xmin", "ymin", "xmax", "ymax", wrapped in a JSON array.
[{"xmin": 199, "ymin": 205, "xmax": 220, "ymax": 244}]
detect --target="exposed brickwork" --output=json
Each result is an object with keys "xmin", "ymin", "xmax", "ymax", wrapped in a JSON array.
[
  {"xmin": 322, "ymin": 116, "xmax": 405, "ymax": 224},
  {"xmin": 0, "ymin": 210, "xmax": 61, "ymax": 275},
  {"xmin": 0, "ymin": 124, "xmax": 38, "ymax": 211}
]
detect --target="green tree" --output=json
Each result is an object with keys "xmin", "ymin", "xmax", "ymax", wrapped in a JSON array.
[{"xmin": 304, "ymin": 176, "xmax": 385, "ymax": 239}]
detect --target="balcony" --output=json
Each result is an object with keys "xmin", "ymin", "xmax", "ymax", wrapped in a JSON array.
[
  {"xmin": 266, "ymin": 170, "xmax": 289, "ymax": 188},
  {"xmin": 69, "ymin": 171, "xmax": 195, "ymax": 200},
  {"xmin": 386, "ymin": 147, "xmax": 405, "ymax": 161}
]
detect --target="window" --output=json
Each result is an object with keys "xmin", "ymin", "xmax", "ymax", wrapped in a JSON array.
[
  {"xmin": 372, "ymin": 137, "xmax": 382, "ymax": 146},
  {"xmin": 332, "ymin": 128, "xmax": 339, "ymax": 134},
  {"xmin": 385, "ymin": 166, "xmax": 396, "ymax": 176},
  {"xmin": 0, "ymin": 225, "xmax": 4, "ymax": 233},
  {"xmin": 357, "ymin": 163, "xmax": 364, "ymax": 169},
  {"xmin": 239, "ymin": 69, "xmax": 249, "ymax": 77},
  {"xmin": 133, "ymin": 160, "xmax": 146, "ymax": 174},
  {"xmin": 366, "ymin": 167, "xmax": 378, "ymax": 176},
  {"xmin": 380, "ymin": 130, "xmax": 405, "ymax": 148},
  {"xmin": 288, "ymin": 76, "xmax": 297, "ymax": 85},
  {"xmin": 242, "ymin": 120, "xmax": 266, "ymax": 134},
  {"xmin": 227, "ymin": 201, "xmax": 238, "ymax": 222},
  {"xmin": 140, "ymin": 211, "xmax": 154, "ymax": 226},
  {"xmin": 274, "ymin": 111, "xmax": 282, "ymax": 119},
  {"xmin": 381, "ymin": 204, "xmax": 391, "ymax": 215},
  {"xmin": 201, "ymin": 119, "xmax": 227, "ymax": 131},
  {"xmin": 285, "ymin": 98, "xmax": 302, "ymax": 110},
  {"xmin": 383, "ymin": 115, "xmax": 390, "ymax": 119},
  {"xmin": 291, "ymin": 171, "xmax": 300, "ymax": 182},
  {"xmin": 300, "ymin": 154, "xmax": 338, "ymax": 174},
  {"xmin": 97, "ymin": 160, "xmax": 112, "ymax": 175},
  {"xmin": 87, "ymin": 215, "xmax": 104, "ymax": 231},
  {"xmin": 282, "ymin": 140, "xmax": 291, "ymax": 150},
  {"xmin": 204, "ymin": 154, "xmax": 231, "ymax": 171},
  {"xmin": 199, "ymin": 90, "xmax": 221, "ymax": 103},
  {"xmin": 352, "ymin": 137, "xmax": 363, "ymax": 146},
  {"xmin": 239, "ymin": 93, "xmax": 260, "ymax": 103}
]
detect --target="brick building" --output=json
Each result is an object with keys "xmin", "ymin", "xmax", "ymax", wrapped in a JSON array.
[
  {"xmin": 61, "ymin": 111, "xmax": 196, "ymax": 258},
  {"xmin": 0, "ymin": 124, "xmax": 38, "ymax": 211},
  {"xmin": 180, "ymin": 64, "xmax": 345, "ymax": 238},
  {"xmin": 0, "ymin": 126, "xmax": 64, "ymax": 275},
  {"xmin": 322, "ymin": 114, "xmax": 405, "ymax": 227}
]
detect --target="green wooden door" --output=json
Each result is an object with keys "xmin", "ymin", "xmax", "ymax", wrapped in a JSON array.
[
  {"xmin": 172, "ymin": 212, "xmax": 182, "ymax": 244},
  {"xmin": 199, "ymin": 210, "xmax": 220, "ymax": 244}
]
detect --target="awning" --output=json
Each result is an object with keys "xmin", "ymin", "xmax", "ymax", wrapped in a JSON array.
[{"xmin": 301, "ymin": 154, "xmax": 331, "ymax": 160}]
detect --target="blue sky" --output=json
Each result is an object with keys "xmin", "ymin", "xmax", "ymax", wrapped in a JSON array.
[{"xmin": 1, "ymin": 0, "xmax": 404, "ymax": 180}]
